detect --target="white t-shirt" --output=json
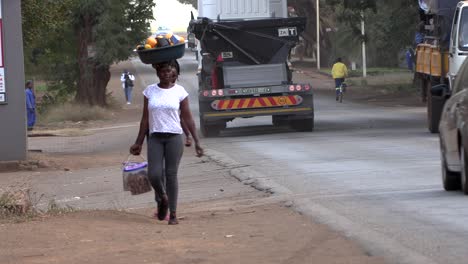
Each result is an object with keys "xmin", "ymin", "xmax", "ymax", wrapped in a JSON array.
[{"xmin": 143, "ymin": 83, "xmax": 189, "ymax": 134}]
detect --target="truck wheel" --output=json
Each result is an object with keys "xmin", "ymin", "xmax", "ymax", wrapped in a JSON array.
[
  {"xmin": 290, "ymin": 117, "xmax": 314, "ymax": 132},
  {"xmin": 200, "ymin": 117, "xmax": 224, "ymax": 137},
  {"xmin": 272, "ymin": 115, "xmax": 288, "ymax": 126},
  {"xmin": 427, "ymin": 82, "xmax": 444, "ymax": 134}
]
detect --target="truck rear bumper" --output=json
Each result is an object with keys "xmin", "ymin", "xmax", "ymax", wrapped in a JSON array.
[{"xmin": 201, "ymin": 106, "xmax": 313, "ymax": 121}]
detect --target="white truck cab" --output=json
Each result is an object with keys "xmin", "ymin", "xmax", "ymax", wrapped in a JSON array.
[{"xmin": 448, "ymin": 1, "xmax": 468, "ymax": 88}]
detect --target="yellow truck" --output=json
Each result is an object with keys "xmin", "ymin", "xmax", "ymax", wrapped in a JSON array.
[{"xmin": 416, "ymin": 0, "xmax": 468, "ymax": 133}]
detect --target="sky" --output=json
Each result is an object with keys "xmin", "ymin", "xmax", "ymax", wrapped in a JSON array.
[{"xmin": 151, "ymin": 0, "xmax": 198, "ymax": 33}]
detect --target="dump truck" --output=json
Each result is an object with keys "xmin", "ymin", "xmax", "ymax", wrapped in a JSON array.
[
  {"xmin": 189, "ymin": 0, "xmax": 314, "ymax": 137},
  {"xmin": 416, "ymin": 0, "xmax": 468, "ymax": 133}
]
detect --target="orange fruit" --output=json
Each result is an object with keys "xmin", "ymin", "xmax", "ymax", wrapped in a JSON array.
[
  {"xmin": 144, "ymin": 44, "xmax": 152, "ymax": 49},
  {"xmin": 146, "ymin": 37, "xmax": 157, "ymax": 48},
  {"xmin": 178, "ymin": 36, "xmax": 185, "ymax": 43},
  {"xmin": 165, "ymin": 33, "xmax": 173, "ymax": 39}
]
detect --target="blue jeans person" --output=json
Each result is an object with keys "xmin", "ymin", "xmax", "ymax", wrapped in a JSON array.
[
  {"xmin": 334, "ymin": 78, "xmax": 345, "ymax": 97},
  {"xmin": 27, "ymin": 108, "xmax": 36, "ymax": 130},
  {"xmin": 124, "ymin": 85, "xmax": 133, "ymax": 104}
]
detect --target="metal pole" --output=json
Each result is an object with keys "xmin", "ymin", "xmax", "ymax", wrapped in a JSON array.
[
  {"xmin": 361, "ymin": 10, "xmax": 367, "ymax": 78},
  {"xmin": 316, "ymin": 0, "xmax": 320, "ymax": 70},
  {"xmin": 0, "ymin": 0, "xmax": 27, "ymax": 161}
]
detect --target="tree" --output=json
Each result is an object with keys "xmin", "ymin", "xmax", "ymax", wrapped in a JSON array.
[
  {"xmin": 22, "ymin": 0, "xmax": 78, "ymax": 100},
  {"xmin": 72, "ymin": 0, "xmax": 155, "ymax": 106},
  {"xmin": 178, "ymin": 0, "xmax": 197, "ymax": 9},
  {"xmin": 288, "ymin": 0, "xmax": 337, "ymax": 66},
  {"xmin": 22, "ymin": 0, "xmax": 155, "ymax": 107},
  {"xmin": 324, "ymin": 0, "xmax": 419, "ymax": 67}
]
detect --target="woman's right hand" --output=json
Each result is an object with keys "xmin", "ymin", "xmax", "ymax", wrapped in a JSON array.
[{"xmin": 130, "ymin": 143, "xmax": 142, "ymax": 155}]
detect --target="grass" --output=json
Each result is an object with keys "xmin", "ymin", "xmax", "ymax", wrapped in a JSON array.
[
  {"xmin": 319, "ymin": 67, "xmax": 412, "ymax": 77},
  {"xmin": 318, "ymin": 66, "xmax": 416, "ymax": 94},
  {"xmin": 40, "ymin": 103, "xmax": 111, "ymax": 123}
]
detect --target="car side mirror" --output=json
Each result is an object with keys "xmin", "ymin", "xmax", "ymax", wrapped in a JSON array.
[{"xmin": 431, "ymin": 84, "xmax": 450, "ymax": 98}]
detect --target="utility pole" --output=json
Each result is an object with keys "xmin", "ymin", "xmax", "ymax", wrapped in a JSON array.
[
  {"xmin": 361, "ymin": 10, "xmax": 367, "ymax": 78},
  {"xmin": 316, "ymin": 0, "xmax": 320, "ymax": 70},
  {"xmin": 0, "ymin": 0, "xmax": 27, "ymax": 161}
]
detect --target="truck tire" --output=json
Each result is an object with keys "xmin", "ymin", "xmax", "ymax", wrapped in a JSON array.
[
  {"xmin": 272, "ymin": 115, "xmax": 288, "ymax": 126},
  {"xmin": 427, "ymin": 81, "xmax": 444, "ymax": 134},
  {"xmin": 290, "ymin": 117, "xmax": 314, "ymax": 132},
  {"xmin": 200, "ymin": 117, "xmax": 225, "ymax": 137}
]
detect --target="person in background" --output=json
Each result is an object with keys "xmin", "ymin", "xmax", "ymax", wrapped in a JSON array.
[
  {"xmin": 120, "ymin": 69, "xmax": 135, "ymax": 104},
  {"xmin": 25, "ymin": 80, "xmax": 36, "ymax": 131},
  {"xmin": 130, "ymin": 61, "xmax": 203, "ymax": 225},
  {"xmin": 331, "ymin": 58, "xmax": 348, "ymax": 101},
  {"xmin": 415, "ymin": 21, "xmax": 425, "ymax": 46},
  {"xmin": 406, "ymin": 47, "xmax": 415, "ymax": 72}
]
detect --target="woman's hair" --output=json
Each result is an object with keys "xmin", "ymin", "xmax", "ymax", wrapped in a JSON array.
[{"xmin": 152, "ymin": 60, "xmax": 180, "ymax": 75}]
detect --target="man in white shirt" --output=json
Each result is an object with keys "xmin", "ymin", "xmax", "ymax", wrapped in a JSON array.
[{"xmin": 120, "ymin": 69, "xmax": 135, "ymax": 104}]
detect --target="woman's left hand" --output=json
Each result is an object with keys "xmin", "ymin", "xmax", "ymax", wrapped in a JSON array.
[{"xmin": 195, "ymin": 143, "xmax": 204, "ymax": 157}]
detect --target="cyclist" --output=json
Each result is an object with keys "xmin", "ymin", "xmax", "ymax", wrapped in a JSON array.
[{"xmin": 331, "ymin": 58, "xmax": 348, "ymax": 101}]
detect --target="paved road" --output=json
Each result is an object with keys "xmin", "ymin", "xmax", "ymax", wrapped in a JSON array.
[
  {"xmin": 28, "ymin": 52, "xmax": 467, "ymax": 264},
  {"xmin": 167, "ymin": 52, "xmax": 468, "ymax": 264}
]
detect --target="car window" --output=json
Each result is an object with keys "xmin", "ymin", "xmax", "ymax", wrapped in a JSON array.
[{"xmin": 459, "ymin": 7, "xmax": 468, "ymax": 50}]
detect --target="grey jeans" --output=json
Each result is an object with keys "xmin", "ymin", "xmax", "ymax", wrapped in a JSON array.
[{"xmin": 147, "ymin": 133, "xmax": 184, "ymax": 212}]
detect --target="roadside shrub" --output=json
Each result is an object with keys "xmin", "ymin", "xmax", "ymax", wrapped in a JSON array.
[
  {"xmin": 0, "ymin": 188, "xmax": 76, "ymax": 222},
  {"xmin": 41, "ymin": 103, "xmax": 111, "ymax": 123},
  {"xmin": 0, "ymin": 189, "xmax": 36, "ymax": 220}
]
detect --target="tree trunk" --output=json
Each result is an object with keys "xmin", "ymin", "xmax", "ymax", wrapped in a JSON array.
[{"xmin": 75, "ymin": 14, "xmax": 109, "ymax": 106}]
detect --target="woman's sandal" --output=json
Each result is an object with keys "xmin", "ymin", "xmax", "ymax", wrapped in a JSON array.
[
  {"xmin": 157, "ymin": 196, "xmax": 169, "ymax": 221},
  {"xmin": 185, "ymin": 137, "xmax": 192, "ymax": 147},
  {"xmin": 168, "ymin": 212, "xmax": 179, "ymax": 225},
  {"xmin": 153, "ymin": 209, "xmax": 169, "ymax": 220}
]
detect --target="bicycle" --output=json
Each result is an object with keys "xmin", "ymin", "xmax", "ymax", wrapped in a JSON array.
[{"xmin": 336, "ymin": 82, "xmax": 347, "ymax": 103}]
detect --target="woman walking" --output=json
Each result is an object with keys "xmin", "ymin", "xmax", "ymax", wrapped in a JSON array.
[{"xmin": 130, "ymin": 61, "xmax": 203, "ymax": 225}]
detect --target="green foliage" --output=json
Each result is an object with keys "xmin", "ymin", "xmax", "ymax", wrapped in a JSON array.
[
  {"xmin": 323, "ymin": 0, "xmax": 419, "ymax": 67},
  {"xmin": 22, "ymin": 0, "xmax": 155, "ymax": 105},
  {"xmin": 178, "ymin": 0, "xmax": 197, "ymax": 9},
  {"xmin": 343, "ymin": 0, "xmax": 376, "ymax": 11},
  {"xmin": 83, "ymin": 0, "xmax": 155, "ymax": 66},
  {"xmin": 22, "ymin": 0, "xmax": 78, "ymax": 103}
]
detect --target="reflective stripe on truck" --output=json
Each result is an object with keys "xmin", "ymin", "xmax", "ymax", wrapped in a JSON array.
[
  {"xmin": 211, "ymin": 95, "xmax": 303, "ymax": 110},
  {"xmin": 204, "ymin": 107, "xmax": 313, "ymax": 118}
]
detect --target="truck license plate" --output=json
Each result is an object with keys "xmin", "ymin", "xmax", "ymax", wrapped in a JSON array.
[
  {"xmin": 241, "ymin": 87, "xmax": 271, "ymax": 94},
  {"xmin": 278, "ymin": 27, "xmax": 297, "ymax": 37}
]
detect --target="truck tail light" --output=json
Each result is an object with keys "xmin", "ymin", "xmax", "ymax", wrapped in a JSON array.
[
  {"xmin": 296, "ymin": 85, "xmax": 302, "ymax": 91},
  {"xmin": 211, "ymin": 90, "xmax": 217, "ymax": 96},
  {"xmin": 289, "ymin": 85, "xmax": 295, "ymax": 92},
  {"xmin": 218, "ymin": 89, "xmax": 224, "ymax": 96},
  {"xmin": 304, "ymin": 84, "xmax": 311, "ymax": 91}
]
